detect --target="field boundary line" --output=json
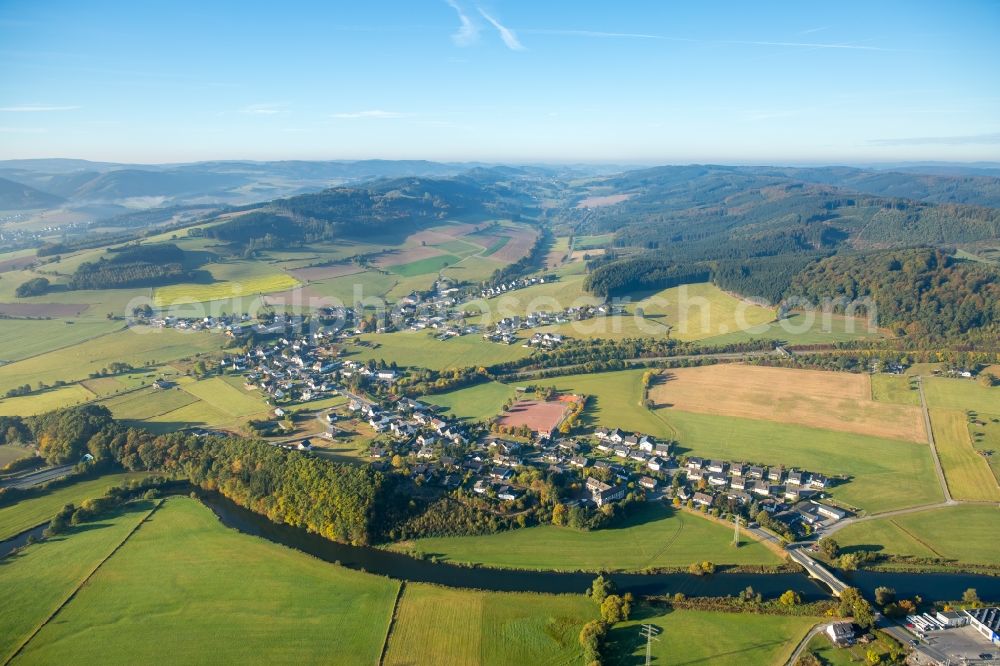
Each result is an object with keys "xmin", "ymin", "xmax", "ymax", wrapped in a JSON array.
[
  {"xmin": 3, "ymin": 498, "xmax": 164, "ymax": 665},
  {"xmin": 888, "ymin": 519, "xmax": 944, "ymax": 558},
  {"xmin": 917, "ymin": 377, "xmax": 954, "ymax": 504},
  {"xmin": 378, "ymin": 581, "xmax": 406, "ymax": 666}
]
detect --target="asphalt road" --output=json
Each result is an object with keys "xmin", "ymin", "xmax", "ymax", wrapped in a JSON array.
[
  {"xmin": 786, "ymin": 622, "xmax": 829, "ymax": 666},
  {"xmin": 0, "ymin": 464, "xmax": 74, "ymax": 490}
]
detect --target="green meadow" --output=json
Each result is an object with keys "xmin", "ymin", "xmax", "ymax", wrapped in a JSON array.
[
  {"xmin": 0, "ymin": 327, "xmax": 226, "ymax": 396},
  {"xmin": 923, "ymin": 376, "xmax": 1000, "ymax": 413},
  {"xmin": 440, "ymin": 254, "xmax": 506, "ymax": 282},
  {"xmin": 607, "ymin": 607, "xmax": 817, "ymax": 666},
  {"xmin": 384, "ymin": 584, "xmax": 593, "ymax": 666},
  {"xmin": 388, "ymin": 503, "xmax": 781, "ymax": 571},
  {"xmin": 538, "ymin": 282, "xmax": 774, "ymax": 343},
  {"xmin": 422, "ymin": 381, "xmax": 517, "ymax": 421},
  {"xmin": 969, "ymin": 411, "xmax": 1000, "ymax": 483},
  {"xmin": 0, "ymin": 500, "xmax": 160, "ymax": 663},
  {"xmin": 433, "ymin": 238, "xmax": 484, "ymax": 256},
  {"xmin": 14, "ymin": 497, "xmax": 399, "ymax": 665},
  {"xmin": 0, "ymin": 384, "xmax": 96, "ymax": 417},
  {"xmin": 927, "ymin": 408, "xmax": 1000, "ymax": 501},
  {"xmin": 573, "ymin": 233, "xmax": 615, "ymax": 250},
  {"xmin": 180, "ymin": 376, "xmax": 268, "ymax": 417},
  {"xmin": 0, "ymin": 319, "xmax": 123, "ymax": 363},
  {"xmin": 142, "ymin": 400, "xmax": 239, "ymax": 434},
  {"xmin": 387, "ymin": 254, "xmax": 461, "ymax": 277},
  {"xmin": 99, "ymin": 386, "xmax": 198, "ymax": 421},
  {"xmin": 834, "ymin": 504, "xmax": 1000, "ymax": 567},
  {"xmin": 697, "ymin": 311, "xmax": 879, "ymax": 346},
  {"xmin": 302, "ymin": 270, "xmax": 400, "ymax": 304},
  {"xmin": 871, "ymin": 374, "xmax": 921, "ymax": 406},
  {"xmin": 657, "ymin": 409, "xmax": 943, "ymax": 513}
]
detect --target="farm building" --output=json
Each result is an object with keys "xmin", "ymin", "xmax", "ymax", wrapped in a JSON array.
[{"xmin": 966, "ymin": 607, "xmax": 1000, "ymax": 645}]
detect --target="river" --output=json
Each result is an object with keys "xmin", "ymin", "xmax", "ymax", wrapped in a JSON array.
[
  {"xmin": 197, "ymin": 493, "xmax": 1000, "ymax": 603},
  {"xmin": 3, "ymin": 492, "xmax": 997, "ymax": 603}
]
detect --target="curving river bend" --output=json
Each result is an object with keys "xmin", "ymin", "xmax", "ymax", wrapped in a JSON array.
[
  {"xmin": 198, "ymin": 492, "xmax": 1000, "ymax": 603},
  {"xmin": 3, "ymin": 492, "xmax": 997, "ymax": 603}
]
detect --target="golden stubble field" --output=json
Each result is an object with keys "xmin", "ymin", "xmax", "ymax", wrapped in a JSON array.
[{"xmin": 649, "ymin": 363, "xmax": 927, "ymax": 443}]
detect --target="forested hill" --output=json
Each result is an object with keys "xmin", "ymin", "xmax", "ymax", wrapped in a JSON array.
[
  {"xmin": 786, "ymin": 248, "xmax": 1000, "ymax": 342},
  {"xmin": 572, "ymin": 165, "xmax": 1000, "ymax": 341},
  {"xmin": 0, "ymin": 175, "xmax": 65, "ymax": 209},
  {"xmin": 569, "ymin": 165, "xmax": 1000, "ymax": 250},
  {"xmin": 199, "ymin": 174, "xmax": 531, "ymax": 248},
  {"xmin": 750, "ymin": 166, "xmax": 1000, "ymax": 208}
]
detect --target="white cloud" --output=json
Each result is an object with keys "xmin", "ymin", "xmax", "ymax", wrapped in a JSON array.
[
  {"xmin": 478, "ymin": 9, "xmax": 525, "ymax": 51},
  {"xmin": 332, "ymin": 110, "xmax": 408, "ymax": 119},
  {"xmin": 0, "ymin": 105, "xmax": 78, "ymax": 112},
  {"xmin": 446, "ymin": 0, "xmax": 479, "ymax": 46}
]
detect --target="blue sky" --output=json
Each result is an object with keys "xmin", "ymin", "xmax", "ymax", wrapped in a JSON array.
[{"xmin": 1, "ymin": 0, "xmax": 998, "ymax": 163}]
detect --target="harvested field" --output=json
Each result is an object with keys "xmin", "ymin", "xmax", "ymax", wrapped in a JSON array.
[
  {"xmin": 285, "ymin": 262, "xmax": 362, "ymax": 281},
  {"xmin": 406, "ymin": 222, "xmax": 480, "ymax": 246},
  {"xmin": 649, "ymin": 364, "xmax": 927, "ymax": 443},
  {"xmin": 0, "ymin": 256, "xmax": 36, "ymax": 273},
  {"xmin": 498, "ymin": 398, "xmax": 572, "ymax": 433},
  {"xmin": 490, "ymin": 227, "xmax": 538, "ymax": 263},
  {"xmin": 371, "ymin": 245, "xmax": 446, "ymax": 268},
  {"xmin": 0, "ymin": 302, "xmax": 89, "ymax": 317},
  {"xmin": 544, "ymin": 236, "xmax": 570, "ymax": 267},
  {"xmin": 571, "ymin": 248, "xmax": 604, "ymax": 260},
  {"xmin": 576, "ymin": 193, "xmax": 631, "ymax": 208}
]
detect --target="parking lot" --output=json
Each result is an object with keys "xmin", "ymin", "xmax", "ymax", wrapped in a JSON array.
[{"xmin": 911, "ymin": 626, "xmax": 999, "ymax": 665}]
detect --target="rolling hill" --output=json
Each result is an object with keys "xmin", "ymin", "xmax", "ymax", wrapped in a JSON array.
[{"xmin": 0, "ymin": 175, "xmax": 65, "ymax": 210}]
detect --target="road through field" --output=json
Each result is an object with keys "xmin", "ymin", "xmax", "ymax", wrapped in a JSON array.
[
  {"xmin": 0, "ymin": 465, "xmax": 74, "ymax": 490},
  {"xmin": 917, "ymin": 376, "xmax": 956, "ymax": 505}
]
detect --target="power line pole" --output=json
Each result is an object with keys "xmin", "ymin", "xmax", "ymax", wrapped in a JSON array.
[{"xmin": 640, "ymin": 624, "xmax": 660, "ymax": 666}]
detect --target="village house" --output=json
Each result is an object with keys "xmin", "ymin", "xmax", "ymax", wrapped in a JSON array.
[
  {"xmin": 587, "ymin": 478, "xmax": 627, "ymax": 507},
  {"xmin": 825, "ymin": 622, "xmax": 855, "ymax": 647},
  {"xmin": 707, "ymin": 473, "xmax": 728, "ymax": 487},
  {"xmin": 497, "ymin": 486, "xmax": 520, "ymax": 501},
  {"xmin": 692, "ymin": 491, "xmax": 714, "ymax": 507}
]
